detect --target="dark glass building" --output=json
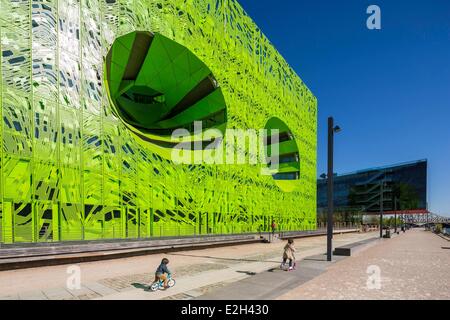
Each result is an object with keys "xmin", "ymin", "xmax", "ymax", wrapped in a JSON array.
[{"xmin": 317, "ymin": 160, "xmax": 427, "ymax": 221}]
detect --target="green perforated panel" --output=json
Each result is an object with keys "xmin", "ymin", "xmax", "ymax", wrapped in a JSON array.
[
  {"xmin": 104, "ymin": 31, "xmax": 228, "ymax": 159},
  {"xmin": 0, "ymin": 0, "xmax": 317, "ymax": 243}
]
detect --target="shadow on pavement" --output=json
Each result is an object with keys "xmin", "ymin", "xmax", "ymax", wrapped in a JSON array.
[
  {"xmin": 131, "ymin": 283, "xmax": 150, "ymax": 291},
  {"xmin": 302, "ymin": 253, "xmax": 328, "ymax": 262}
]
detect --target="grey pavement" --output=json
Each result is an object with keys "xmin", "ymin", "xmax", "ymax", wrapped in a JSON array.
[
  {"xmin": 195, "ymin": 254, "xmax": 347, "ymax": 300},
  {"xmin": 278, "ymin": 229, "xmax": 450, "ymax": 300},
  {"xmin": 0, "ymin": 231, "xmax": 379, "ymax": 300}
]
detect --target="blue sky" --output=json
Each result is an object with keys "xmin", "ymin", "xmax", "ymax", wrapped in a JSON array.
[{"xmin": 239, "ymin": 0, "xmax": 450, "ymax": 216}]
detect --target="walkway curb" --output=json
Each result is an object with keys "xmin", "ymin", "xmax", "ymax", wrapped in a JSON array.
[{"xmin": 0, "ymin": 229, "xmax": 359, "ymax": 271}]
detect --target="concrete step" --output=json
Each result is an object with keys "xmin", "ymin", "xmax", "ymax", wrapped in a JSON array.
[
  {"xmin": 0, "ymin": 229, "xmax": 360, "ymax": 271},
  {"xmin": 0, "ymin": 235, "xmax": 260, "ymax": 271},
  {"xmin": 333, "ymin": 237, "xmax": 380, "ymax": 256},
  {"xmin": 0, "ymin": 234, "xmax": 256, "ymax": 258}
]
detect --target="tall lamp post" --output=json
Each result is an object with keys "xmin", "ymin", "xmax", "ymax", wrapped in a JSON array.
[
  {"xmin": 394, "ymin": 196, "xmax": 397, "ymax": 234},
  {"xmin": 379, "ymin": 179, "xmax": 385, "ymax": 238},
  {"xmin": 326, "ymin": 117, "xmax": 341, "ymax": 261}
]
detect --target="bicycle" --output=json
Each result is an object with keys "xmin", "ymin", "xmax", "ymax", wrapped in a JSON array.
[{"xmin": 149, "ymin": 273, "xmax": 176, "ymax": 291}]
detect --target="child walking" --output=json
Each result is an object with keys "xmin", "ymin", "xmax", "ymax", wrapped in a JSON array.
[{"xmin": 281, "ymin": 239, "xmax": 296, "ymax": 271}]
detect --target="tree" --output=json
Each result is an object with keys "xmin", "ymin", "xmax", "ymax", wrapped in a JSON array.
[{"xmin": 435, "ymin": 224, "xmax": 442, "ymax": 234}]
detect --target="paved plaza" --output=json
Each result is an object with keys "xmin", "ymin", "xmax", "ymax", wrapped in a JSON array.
[
  {"xmin": 0, "ymin": 231, "xmax": 376, "ymax": 300},
  {"xmin": 0, "ymin": 229, "xmax": 447, "ymax": 300},
  {"xmin": 278, "ymin": 229, "xmax": 450, "ymax": 300}
]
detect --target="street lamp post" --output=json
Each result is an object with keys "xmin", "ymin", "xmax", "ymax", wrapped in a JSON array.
[
  {"xmin": 379, "ymin": 180, "xmax": 384, "ymax": 238},
  {"xmin": 394, "ymin": 196, "xmax": 397, "ymax": 234},
  {"xmin": 326, "ymin": 117, "xmax": 341, "ymax": 262}
]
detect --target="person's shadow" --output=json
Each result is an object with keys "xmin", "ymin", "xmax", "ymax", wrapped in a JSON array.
[{"xmin": 131, "ymin": 283, "xmax": 150, "ymax": 291}]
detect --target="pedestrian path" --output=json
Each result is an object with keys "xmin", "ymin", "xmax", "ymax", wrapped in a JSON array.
[
  {"xmin": 0, "ymin": 231, "xmax": 378, "ymax": 300},
  {"xmin": 277, "ymin": 229, "xmax": 450, "ymax": 300},
  {"xmin": 195, "ymin": 254, "xmax": 346, "ymax": 300},
  {"xmin": 0, "ymin": 229, "xmax": 358, "ymax": 271},
  {"xmin": 96, "ymin": 233, "xmax": 377, "ymax": 300}
]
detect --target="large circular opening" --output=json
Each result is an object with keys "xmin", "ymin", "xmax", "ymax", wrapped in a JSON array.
[
  {"xmin": 105, "ymin": 31, "xmax": 227, "ymax": 159},
  {"xmin": 264, "ymin": 117, "xmax": 300, "ymax": 192}
]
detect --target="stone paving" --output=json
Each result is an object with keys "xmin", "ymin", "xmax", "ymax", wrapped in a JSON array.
[
  {"xmin": 95, "ymin": 232, "xmax": 378, "ymax": 300},
  {"xmin": 277, "ymin": 229, "xmax": 450, "ymax": 300},
  {"xmin": 162, "ymin": 281, "xmax": 232, "ymax": 300},
  {"xmin": 0, "ymin": 231, "xmax": 376, "ymax": 300},
  {"xmin": 194, "ymin": 253, "xmax": 347, "ymax": 300},
  {"xmin": 97, "ymin": 262, "xmax": 229, "ymax": 291}
]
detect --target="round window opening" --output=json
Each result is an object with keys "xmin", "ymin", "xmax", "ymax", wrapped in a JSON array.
[
  {"xmin": 264, "ymin": 117, "xmax": 300, "ymax": 192},
  {"xmin": 105, "ymin": 31, "xmax": 227, "ymax": 159}
]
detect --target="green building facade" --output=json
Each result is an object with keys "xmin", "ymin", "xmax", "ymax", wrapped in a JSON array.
[{"xmin": 0, "ymin": 0, "xmax": 317, "ymax": 244}]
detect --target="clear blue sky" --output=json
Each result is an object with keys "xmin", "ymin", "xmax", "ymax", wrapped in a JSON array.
[{"xmin": 239, "ymin": 0, "xmax": 450, "ymax": 216}]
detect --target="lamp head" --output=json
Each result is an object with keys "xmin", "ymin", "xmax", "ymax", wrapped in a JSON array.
[
  {"xmin": 320, "ymin": 173, "xmax": 327, "ymax": 179},
  {"xmin": 333, "ymin": 125, "xmax": 342, "ymax": 133}
]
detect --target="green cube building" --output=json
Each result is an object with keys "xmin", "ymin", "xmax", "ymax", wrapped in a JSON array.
[{"xmin": 0, "ymin": 0, "xmax": 317, "ymax": 244}]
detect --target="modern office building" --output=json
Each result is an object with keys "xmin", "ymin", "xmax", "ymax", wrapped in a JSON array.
[
  {"xmin": 0, "ymin": 0, "xmax": 317, "ymax": 244},
  {"xmin": 317, "ymin": 160, "xmax": 427, "ymax": 221}
]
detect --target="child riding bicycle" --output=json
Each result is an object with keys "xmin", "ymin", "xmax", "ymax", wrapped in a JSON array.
[{"xmin": 154, "ymin": 258, "xmax": 171, "ymax": 289}]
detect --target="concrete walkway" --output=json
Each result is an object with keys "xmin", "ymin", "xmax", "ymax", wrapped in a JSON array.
[
  {"xmin": 0, "ymin": 231, "xmax": 376, "ymax": 300},
  {"xmin": 0, "ymin": 229, "xmax": 358, "ymax": 271},
  {"xmin": 194, "ymin": 237, "xmax": 386, "ymax": 300},
  {"xmin": 195, "ymin": 254, "xmax": 346, "ymax": 300},
  {"xmin": 95, "ymin": 231, "xmax": 377, "ymax": 300},
  {"xmin": 277, "ymin": 229, "xmax": 450, "ymax": 300}
]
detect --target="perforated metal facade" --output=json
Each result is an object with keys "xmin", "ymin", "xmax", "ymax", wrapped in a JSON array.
[{"xmin": 0, "ymin": 0, "xmax": 317, "ymax": 243}]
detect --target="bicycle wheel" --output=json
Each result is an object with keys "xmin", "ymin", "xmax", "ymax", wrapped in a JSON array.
[
  {"xmin": 167, "ymin": 278, "xmax": 176, "ymax": 287},
  {"xmin": 150, "ymin": 282, "xmax": 160, "ymax": 291}
]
